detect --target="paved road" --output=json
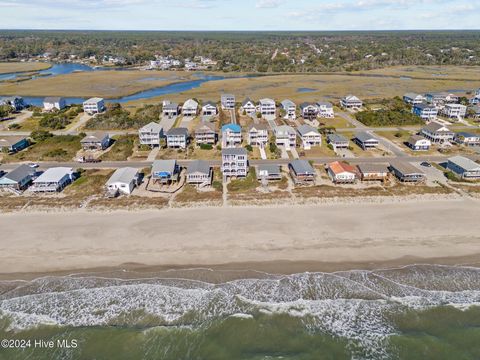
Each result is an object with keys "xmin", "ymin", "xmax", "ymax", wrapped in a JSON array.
[
  {"xmin": 0, "ymin": 111, "xmax": 33, "ymax": 131},
  {"xmin": 2, "ymin": 155, "xmax": 478, "ymax": 172}
]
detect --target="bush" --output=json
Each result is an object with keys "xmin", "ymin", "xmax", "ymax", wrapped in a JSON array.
[
  {"xmin": 355, "ymin": 97, "xmax": 424, "ymax": 127},
  {"xmin": 8, "ymin": 123, "xmax": 20, "ymax": 130},
  {"xmin": 30, "ymin": 130, "xmax": 54, "ymax": 142},
  {"xmin": 200, "ymin": 143, "xmax": 213, "ymax": 150},
  {"xmin": 44, "ymin": 148, "xmax": 68, "ymax": 158},
  {"xmin": 245, "ymin": 144, "xmax": 253, "ymax": 152}
]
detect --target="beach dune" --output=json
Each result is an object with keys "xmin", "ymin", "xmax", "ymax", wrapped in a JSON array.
[{"xmin": 0, "ymin": 199, "xmax": 479, "ymax": 274}]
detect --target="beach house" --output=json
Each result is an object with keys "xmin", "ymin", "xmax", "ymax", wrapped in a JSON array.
[
  {"xmin": 221, "ymin": 94, "xmax": 235, "ymax": 110},
  {"xmin": 289, "ymin": 160, "xmax": 316, "ymax": 185},
  {"xmin": 327, "ymin": 161, "xmax": 357, "ymax": 184},
  {"xmin": 139, "ymin": 122, "xmax": 163, "ymax": 147},
  {"xmin": 356, "ymin": 163, "xmax": 389, "ymax": 182},
  {"xmin": 406, "ymin": 135, "xmax": 431, "ymax": 151},
  {"xmin": 274, "ymin": 125, "xmax": 297, "ymax": 150},
  {"xmin": 162, "ymin": 102, "xmax": 179, "ymax": 118},
  {"xmin": 241, "ymin": 98, "xmax": 257, "ymax": 115},
  {"xmin": 221, "ymin": 123, "xmax": 242, "ymax": 148},
  {"xmin": 442, "ymin": 103, "xmax": 467, "ymax": 119},
  {"xmin": 106, "ymin": 167, "xmax": 139, "ymax": 195},
  {"xmin": 353, "ymin": 132, "xmax": 379, "ymax": 150},
  {"xmin": 327, "ymin": 133, "xmax": 349, "ymax": 149},
  {"xmin": 403, "ymin": 93, "xmax": 425, "ymax": 105},
  {"xmin": 43, "ymin": 97, "xmax": 66, "ymax": 111},
  {"xmin": 83, "ymin": 97, "xmax": 105, "ymax": 115},
  {"xmin": 221, "ymin": 148, "xmax": 248, "ymax": 179},
  {"xmin": 341, "ymin": 95, "xmax": 363, "ymax": 110},
  {"xmin": 30, "ymin": 167, "xmax": 74, "ymax": 192},
  {"xmin": 454, "ymin": 132, "xmax": 480, "ymax": 147},
  {"xmin": 281, "ymin": 99, "xmax": 296, "ymax": 120},
  {"xmin": 412, "ymin": 103, "xmax": 438, "ymax": 121},
  {"xmin": 256, "ymin": 164, "xmax": 282, "ymax": 181},
  {"xmin": 182, "ymin": 99, "xmax": 199, "ymax": 117},
  {"xmin": 421, "ymin": 122, "xmax": 454, "ymax": 143},
  {"xmin": 297, "ymin": 124, "xmax": 321, "ymax": 149},
  {"xmin": 195, "ymin": 122, "xmax": 217, "ymax": 145},
  {"xmin": 186, "ymin": 160, "xmax": 213, "ymax": 186},
  {"xmin": 0, "ymin": 136, "xmax": 29, "ymax": 153},
  {"xmin": 152, "ymin": 160, "xmax": 179, "ymax": 184},
  {"xmin": 80, "ymin": 132, "xmax": 110, "ymax": 151},
  {"xmin": 202, "ymin": 101, "xmax": 218, "ymax": 117},
  {"xmin": 248, "ymin": 124, "xmax": 269, "ymax": 147},
  {"xmin": 316, "ymin": 102, "xmax": 334, "ymax": 118},
  {"xmin": 299, "ymin": 102, "xmax": 318, "ymax": 119},
  {"xmin": 166, "ymin": 127, "xmax": 189, "ymax": 149},
  {"xmin": 389, "ymin": 162, "xmax": 425, "ymax": 183},
  {"xmin": 259, "ymin": 98, "xmax": 276, "ymax": 117},
  {"xmin": 0, "ymin": 164, "xmax": 36, "ymax": 190},
  {"xmin": 447, "ymin": 156, "xmax": 480, "ymax": 179},
  {"xmin": 0, "ymin": 96, "xmax": 25, "ymax": 111}
]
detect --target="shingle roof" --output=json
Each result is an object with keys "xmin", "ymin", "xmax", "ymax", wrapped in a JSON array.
[
  {"xmin": 357, "ymin": 163, "xmax": 389, "ymax": 174},
  {"xmin": 44, "ymin": 97, "xmax": 63, "ymax": 103},
  {"xmin": 423, "ymin": 121, "xmax": 449, "ymax": 133},
  {"xmin": 327, "ymin": 133, "xmax": 348, "ymax": 143},
  {"xmin": 281, "ymin": 99, "xmax": 295, "ymax": 108},
  {"xmin": 81, "ymin": 132, "xmax": 109, "ymax": 143},
  {"xmin": 84, "ymin": 97, "xmax": 103, "ymax": 103},
  {"xmin": 242, "ymin": 98, "xmax": 255, "ymax": 107},
  {"xmin": 195, "ymin": 122, "xmax": 216, "ymax": 133},
  {"xmin": 389, "ymin": 162, "xmax": 424, "ymax": 175},
  {"xmin": 316, "ymin": 101, "xmax": 333, "ymax": 108},
  {"xmin": 222, "ymin": 148, "xmax": 247, "ymax": 156},
  {"xmin": 139, "ymin": 122, "xmax": 163, "ymax": 133},
  {"xmin": 297, "ymin": 124, "xmax": 319, "ymax": 136},
  {"xmin": 187, "ymin": 160, "xmax": 211, "ymax": 175},
  {"xmin": 166, "ymin": 127, "xmax": 189, "ymax": 136},
  {"xmin": 354, "ymin": 131, "xmax": 377, "ymax": 143},
  {"xmin": 106, "ymin": 167, "xmax": 138, "ymax": 185},
  {"xmin": 257, "ymin": 164, "xmax": 281, "ymax": 175},
  {"xmin": 248, "ymin": 123, "xmax": 269, "ymax": 131},
  {"xmin": 1, "ymin": 164, "xmax": 35, "ymax": 183},
  {"xmin": 289, "ymin": 160, "xmax": 314, "ymax": 175},
  {"xmin": 275, "ymin": 125, "xmax": 296, "ymax": 135}
]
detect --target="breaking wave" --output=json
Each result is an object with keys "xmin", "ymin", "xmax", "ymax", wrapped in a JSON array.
[{"xmin": 1, "ymin": 264, "xmax": 480, "ymax": 359}]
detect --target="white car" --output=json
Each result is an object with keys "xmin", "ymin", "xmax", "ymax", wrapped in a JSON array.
[{"xmin": 28, "ymin": 163, "xmax": 39, "ymax": 168}]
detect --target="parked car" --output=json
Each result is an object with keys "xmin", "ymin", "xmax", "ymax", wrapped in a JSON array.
[
  {"xmin": 420, "ymin": 161, "xmax": 432, "ymax": 167},
  {"xmin": 77, "ymin": 156, "xmax": 101, "ymax": 163},
  {"xmin": 28, "ymin": 163, "xmax": 39, "ymax": 168}
]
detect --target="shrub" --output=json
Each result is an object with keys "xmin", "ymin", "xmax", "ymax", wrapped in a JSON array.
[
  {"xmin": 245, "ymin": 144, "xmax": 253, "ymax": 152},
  {"xmin": 31, "ymin": 130, "xmax": 54, "ymax": 142},
  {"xmin": 44, "ymin": 148, "xmax": 68, "ymax": 158},
  {"xmin": 200, "ymin": 143, "xmax": 213, "ymax": 150}
]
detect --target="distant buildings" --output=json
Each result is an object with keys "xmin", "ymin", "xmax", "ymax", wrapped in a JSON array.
[
  {"xmin": 221, "ymin": 94, "xmax": 235, "ymax": 110},
  {"xmin": 80, "ymin": 132, "xmax": 110, "ymax": 151},
  {"xmin": 83, "ymin": 97, "xmax": 105, "ymax": 115},
  {"xmin": 0, "ymin": 96, "xmax": 25, "ymax": 111},
  {"xmin": 43, "ymin": 97, "xmax": 66, "ymax": 112},
  {"xmin": 412, "ymin": 103, "xmax": 438, "ymax": 121},
  {"xmin": 281, "ymin": 99, "xmax": 296, "ymax": 120},
  {"xmin": 403, "ymin": 93, "xmax": 425, "ymax": 105},
  {"xmin": 341, "ymin": 95, "xmax": 363, "ymax": 110}
]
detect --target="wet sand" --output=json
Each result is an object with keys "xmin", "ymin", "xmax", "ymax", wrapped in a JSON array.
[{"xmin": 0, "ymin": 198, "xmax": 479, "ymax": 276}]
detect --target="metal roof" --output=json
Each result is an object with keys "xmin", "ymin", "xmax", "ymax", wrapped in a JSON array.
[
  {"xmin": 166, "ymin": 127, "xmax": 189, "ymax": 136},
  {"xmin": 327, "ymin": 133, "xmax": 348, "ymax": 143},
  {"xmin": 106, "ymin": 167, "xmax": 138, "ymax": 185},
  {"xmin": 389, "ymin": 162, "xmax": 424, "ymax": 175},
  {"xmin": 354, "ymin": 131, "xmax": 378, "ymax": 143},
  {"xmin": 33, "ymin": 167, "xmax": 73, "ymax": 183},
  {"xmin": 448, "ymin": 156, "xmax": 480, "ymax": 171},
  {"xmin": 222, "ymin": 148, "xmax": 247, "ymax": 156},
  {"xmin": 297, "ymin": 124, "xmax": 319, "ymax": 136},
  {"xmin": 140, "ymin": 122, "xmax": 163, "ymax": 133},
  {"xmin": 1, "ymin": 164, "xmax": 35, "ymax": 183},
  {"xmin": 152, "ymin": 160, "xmax": 177, "ymax": 174},
  {"xmin": 0, "ymin": 136, "xmax": 27, "ymax": 147},
  {"xmin": 289, "ymin": 159, "xmax": 314, "ymax": 175},
  {"xmin": 257, "ymin": 164, "xmax": 281, "ymax": 175}
]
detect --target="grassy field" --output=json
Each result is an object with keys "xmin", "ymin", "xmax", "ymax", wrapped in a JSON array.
[
  {"xmin": 0, "ymin": 70, "xmax": 198, "ymax": 98},
  {"xmin": 9, "ymin": 135, "xmax": 81, "ymax": 162},
  {"xmin": 0, "ymin": 62, "xmax": 51, "ymax": 74},
  {"xmin": 100, "ymin": 135, "xmax": 136, "ymax": 161}
]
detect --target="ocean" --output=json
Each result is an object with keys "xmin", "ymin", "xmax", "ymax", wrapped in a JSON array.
[{"xmin": 1, "ymin": 264, "xmax": 479, "ymax": 360}]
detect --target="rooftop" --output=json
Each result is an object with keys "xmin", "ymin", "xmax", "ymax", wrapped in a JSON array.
[
  {"xmin": 289, "ymin": 159, "xmax": 314, "ymax": 175},
  {"xmin": 152, "ymin": 160, "xmax": 177, "ymax": 174},
  {"xmin": 448, "ymin": 156, "xmax": 480, "ymax": 171},
  {"xmin": 1, "ymin": 164, "xmax": 35, "ymax": 183},
  {"xmin": 166, "ymin": 127, "xmax": 189, "ymax": 136},
  {"xmin": 389, "ymin": 161, "xmax": 424, "ymax": 175},
  {"xmin": 33, "ymin": 167, "xmax": 73, "ymax": 183},
  {"xmin": 187, "ymin": 160, "xmax": 211, "ymax": 175},
  {"xmin": 106, "ymin": 167, "xmax": 138, "ymax": 185},
  {"xmin": 328, "ymin": 161, "xmax": 357, "ymax": 175},
  {"xmin": 297, "ymin": 124, "xmax": 319, "ymax": 136},
  {"xmin": 222, "ymin": 147, "xmax": 247, "ymax": 156}
]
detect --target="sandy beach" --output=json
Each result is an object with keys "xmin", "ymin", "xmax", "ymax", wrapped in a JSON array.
[{"xmin": 0, "ymin": 198, "xmax": 479, "ymax": 276}]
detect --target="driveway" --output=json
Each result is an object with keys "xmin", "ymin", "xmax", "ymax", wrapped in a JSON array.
[
  {"xmin": 160, "ymin": 115, "xmax": 177, "ymax": 131},
  {"xmin": 336, "ymin": 148, "xmax": 355, "ymax": 158},
  {"xmin": 412, "ymin": 161, "xmax": 448, "ymax": 185}
]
